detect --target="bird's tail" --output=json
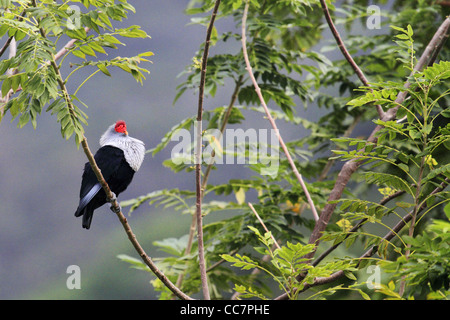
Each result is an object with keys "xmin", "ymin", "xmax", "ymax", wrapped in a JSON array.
[{"xmin": 74, "ymin": 206, "xmax": 94, "ymax": 229}]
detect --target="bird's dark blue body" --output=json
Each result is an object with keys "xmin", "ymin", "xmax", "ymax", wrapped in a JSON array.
[{"xmin": 75, "ymin": 145, "xmax": 135, "ymax": 229}]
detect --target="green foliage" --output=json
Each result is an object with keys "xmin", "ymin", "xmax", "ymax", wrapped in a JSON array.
[
  {"xmin": 121, "ymin": 188, "xmax": 195, "ymax": 215},
  {"xmin": 0, "ymin": 0, "xmax": 151, "ymax": 145},
  {"xmin": 113, "ymin": 0, "xmax": 450, "ymax": 300},
  {"xmin": 4, "ymin": 0, "xmax": 448, "ymax": 300},
  {"xmin": 221, "ymin": 226, "xmax": 361, "ymax": 300},
  {"xmin": 379, "ymin": 219, "xmax": 450, "ymax": 299}
]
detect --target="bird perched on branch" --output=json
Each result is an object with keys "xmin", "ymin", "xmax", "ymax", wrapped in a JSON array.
[{"xmin": 75, "ymin": 120, "xmax": 145, "ymax": 229}]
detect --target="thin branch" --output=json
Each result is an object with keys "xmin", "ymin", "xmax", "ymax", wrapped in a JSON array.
[
  {"xmin": 0, "ymin": 7, "xmax": 27, "ymax": 58},
  {"xmin": 202, "ymin": 75, "xmax": 244, "ymax": 187},
  {"xmin": 399, "ymin": 155, "xmax": 426, "ymax": 296},
  {"xmin": 54, "ymin": 27, "xmax": 90, "ymax": 62},
  {"xmin": 241, "ymin": 0, "xmax": 319, "ymax": 222},
  {"xmin": 248, "ymin": 202, "xmax": 281, "ymax": 250},
  {"xmin": 206, "ymin": 249, "xmax": 239, "ymax": 273},
  {"xmin": 305, "ymin": 16, "xmax": 450, "ymax": 260},
  {"xmin": 0, "ymin": 37, "xmax": 14, "ymax": 59},
  {"xmin": 0, "ymin": 9, "xmax": 23, "ymax": 110},
  {"xmin": 0, "ymin": 38, "xmax": 18, "ymax": 112},
  {"xmin": 176, "ymin": 76, "xmax": 243, "ymax": 291},
  {"xmin": 194, "ymin": 0, "xmax": 222, "ymax": 300},
  {"xmin": 318, "ymin": 0, "xmax": 385, "ymax": 119}
]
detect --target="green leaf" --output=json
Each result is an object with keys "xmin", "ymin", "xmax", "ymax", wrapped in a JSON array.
[
  {"xmin": 1, "ymin": 76, "xmax": 11, "ymax": 97},
  {"xmin": 138, "ymin": 51, "xmax": 155, "ymax": 58},
  {"xmin": 344, "ymin": 270, "xmax": 357, "ymax": 281},
  {"xmin": 97, "ymin": 64, "xmax": 111, "ymax": 76},
  {"xmin": 221, "ymin": 253, "xmax": 259, "ymax": 271},
  {"xmin": 235, "ymin": 187, "xmax": 246, "ymax": 205},
  {"xmin": 98, "ymin": 12, "xmax": 113, "ymax": 29},
  {"xmin": 18, "ymin": 112, "xmax": 30, "ymax": 128},
  {"xmin": 406, "ymin": 24, "xmax": 413, "ymax": 37},
  {"xmin": 72, "ymin": 49, "xmax": 86, "ymax": 59},
  {"xmin": 117, "ymin": 254, "xmax": 149, "ymax": 272},
  {"xmin": 79, "ymin": 45, "xmax": 96, "ymax": 57},
  {"xmin": 88, "ymin": 41, "xmax": 107, "ymax": 54},
  {"xmin": 150, "ymin": 116, "xmax": 195, "ymax": 156},
  {"xmin": 365, "ymin": 172, "xmax": 414, "ymax": 196},
  {"xmin": 397, "ymin": 163, "xmax": 409, "ymax": 173},
  {"xmin": 444, "ymin": 202, "xmax": 450, "ymax": 220},
  {"xmin": 153, "ymin": 235, "xmax": 189, "ymax": 256},
  {"xmin": 232, "ymin": 0, "xmax": 242, "ymax": 10},
  {"xmin": 360, "ymin": 291, "xmax": 371, "ymax": 300}
]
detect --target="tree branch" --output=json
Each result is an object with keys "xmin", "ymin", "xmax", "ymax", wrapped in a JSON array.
[
  {"xmin": 194, "ymin": 0, "xmax": 222, "ymax": 300},
  {"xmin": 0, "ymin": 8, "xmax": 26, "ymax": 110},
  {"xmin": 318, "ymin": 0, "xmax": 385, "ymax": 119},
  {"xmin": 54, "ymin": 27, "xmax": 90, "ymax": 62},
  {"xmin": 241, "ymin": 0, "xmax": 319, "ymax": 222},
  {"xmin": 0, "ymin": 7, "xmax": 27, "ymax": 59},
  {"xmin": 248, "ymin": 202, "xmax": 281, "ymax": 250},
  {"xmin": 176, "ymin": 75, "xmax": 243, "ymax": 291},
  {"xmin": 0, "ymin": 38, "xmax": 18, "ymax": 112},
  {"xmin": 0, "ymin": 37, "xmax": 14, "ymax": 60}
]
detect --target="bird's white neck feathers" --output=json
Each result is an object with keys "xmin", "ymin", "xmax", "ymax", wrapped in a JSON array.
[{"xmin": 100, "ymin": 124, "xmax": 145, "ymax": 172}]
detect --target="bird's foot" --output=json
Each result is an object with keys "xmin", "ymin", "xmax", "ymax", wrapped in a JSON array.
[
  {"xmin": 110, "ymin": 204, "xmax": 122, "ymax": 214},
  {"xmin": 107, "ymin": 192, "xmax": 117, "ymax": 203},
  {"xmin": 108, "ymin": 192, "xmax": 122, "ymax": 214}
]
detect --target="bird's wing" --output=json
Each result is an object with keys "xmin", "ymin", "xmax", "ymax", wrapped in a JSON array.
[
  {"xmin": 76, "ymin": 146, "xmax": 125, "ymax": 212},
  {"xmin": 75, "ymin": 183, "xmax": 102, "ymax": 217}
]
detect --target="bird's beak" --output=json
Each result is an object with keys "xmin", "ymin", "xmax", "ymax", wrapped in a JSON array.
[{"xmin": 124, "ymin": 131, "xmax": 128, "ymax": 136}]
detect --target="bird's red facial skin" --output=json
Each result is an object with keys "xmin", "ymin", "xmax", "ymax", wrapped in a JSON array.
[{"xmin": 115, "ymin": 120, "xmax": 128, "ymax": 135}]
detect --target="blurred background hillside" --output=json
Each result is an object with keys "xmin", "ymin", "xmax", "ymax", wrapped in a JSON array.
[{"xmin": 0, "ymin": 0, "xmax": 407, "ymax": 299}]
